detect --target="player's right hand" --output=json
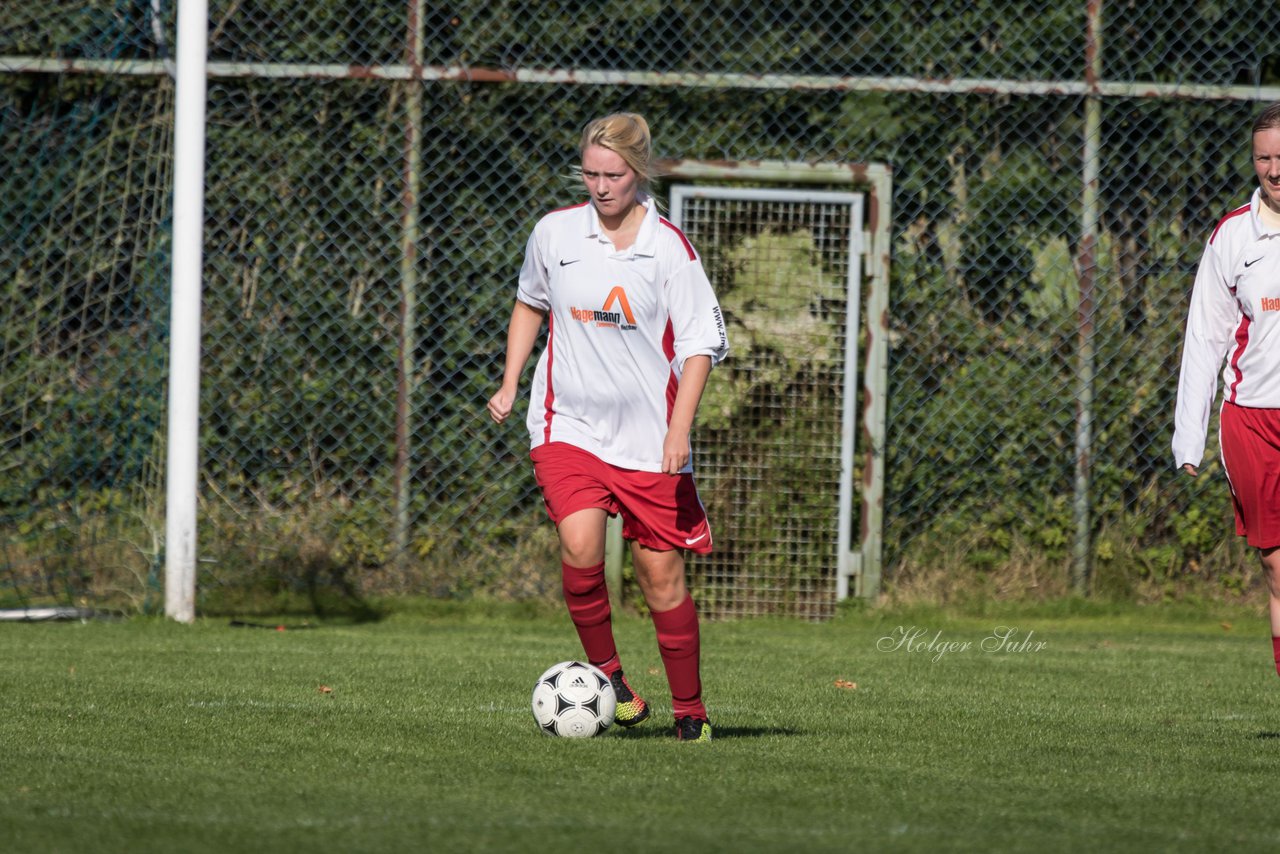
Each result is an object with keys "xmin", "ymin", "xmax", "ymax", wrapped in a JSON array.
[
  {"xmin": 1181, "ymin": 463, "xmax": 1198, "ymax": 477},
  {"xmin": 487, "ymin": 389, "xmax": 515, "ymax": 424}
]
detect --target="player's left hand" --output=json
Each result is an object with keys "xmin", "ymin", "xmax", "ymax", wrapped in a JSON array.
[{"xmin": 661, "ymin": 431, "xmax": 689, "ymax": 475}]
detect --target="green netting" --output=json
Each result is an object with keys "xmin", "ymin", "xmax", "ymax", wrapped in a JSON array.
[
  {"xmin": 1, "ymin": 74, "xmax": 172, "ymax": 611},
  {"xmin": 2, "ymin": 2, "xmax": 1277, "ymax": 615}
]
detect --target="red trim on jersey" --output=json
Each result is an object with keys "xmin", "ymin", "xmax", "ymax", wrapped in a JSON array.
[
  {"xmin": 1228, "ymin": 314, "xmax": 1251, "ymax": 402},
  {"xmin": 543, "ymin": 313, "xmax": 557, "ymax": 442},
  {"xmin": 662, "ymin": 320, "xmax": 678, "ymax": 422},
  {"xmin": 1210, "ymin": 203, "xmax": 1250, "ymax": 244},
  {"xmin": 659, "ymin": 217, "xmax": 697, "ymax": 260}
]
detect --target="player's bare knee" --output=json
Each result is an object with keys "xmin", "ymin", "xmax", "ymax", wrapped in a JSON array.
[
  {"xmin": 638, "ymin": 574, "xmax": 687, "ymax": 612},
  {"xmin": 1259, "ymin": 547, "xmax": 1280, "ymax": 594},
  {"xmin": 558, "ymin": 534, "xmax": 604, "ymax": 568},
  {"xmin": 1267, "ymin": 565, "xmax": 1280, "ymax": 594}
]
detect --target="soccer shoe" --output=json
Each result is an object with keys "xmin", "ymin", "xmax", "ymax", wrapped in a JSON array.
[
  {"xmin": 609, "ymin": 670, "xmax": 651, "ymax": 728},
  {"xmin": 675, "ymin": 716, "xmax": 712, "ymax": 742}
]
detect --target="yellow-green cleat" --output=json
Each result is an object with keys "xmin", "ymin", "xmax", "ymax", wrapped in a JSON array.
[
  {"xmin": 609, "ymin": 670, "xmax": 650, "ymax": 728},
  {"xmin": 675, "ymin": 716, "xmax": 712, "ymax": 742}
]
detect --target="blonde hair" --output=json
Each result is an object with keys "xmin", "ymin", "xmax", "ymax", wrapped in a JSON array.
[{"xmin": 579, "ymin": 112, "xmax": 654, "ymax": 189}]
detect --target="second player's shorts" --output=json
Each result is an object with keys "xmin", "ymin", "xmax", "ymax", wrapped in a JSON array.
[
  {"xmin": 1220, "ymin": 400, "xmax": 1280, "ymax": 549},
  {"xmin": 530, "ymin": 442, "xmax": 713, "ymax": 554}
]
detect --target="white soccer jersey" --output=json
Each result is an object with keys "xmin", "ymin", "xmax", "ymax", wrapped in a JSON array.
[
  {"xmin": 515, "ymin": 194, "xmax": 729, "ymax": 473},
  {"xmin": 1173, "ymin": 188, "xmax": 1280, "ymax": 468}
]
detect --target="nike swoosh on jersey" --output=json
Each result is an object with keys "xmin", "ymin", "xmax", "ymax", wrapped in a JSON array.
[
  {"xmin": 1245, "ymin": 257, "xmax": 1263, "ymax": 267},
  {"xmin": 559, "ymin": 259, "xmax": 581, "ymax": 266},
  {"xmin": 684, "ymin": 532, "xmax": 708, "ymax": 546}
]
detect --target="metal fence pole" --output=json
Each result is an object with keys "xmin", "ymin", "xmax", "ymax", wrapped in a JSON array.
[
  {"xmin": 605, "ymin": 514, "xmax": 624, "ymax": 608},
  {"xmin": 1072, "ymin": 0, "xmax": 1104, "ymax": 595},
  {"xmin": 394, "ymin": 0, "xmax": 425, "ymax": 562}
]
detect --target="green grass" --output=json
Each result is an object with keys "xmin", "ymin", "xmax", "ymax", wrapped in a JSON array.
[{"xmin": 3, "ymin": 601, "xmax": 1279, "ymax": 852}]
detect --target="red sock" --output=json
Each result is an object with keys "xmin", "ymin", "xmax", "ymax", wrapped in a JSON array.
[
  {"xmin": 651, "ymin": 595, "xmax": 706, "ymax": 720},
  {"xmin": 1272, "ymin": 636, "xmax": 1280, "ymax": 677},
  {"xmin": 561, "ymin": 561, "xmax": 620, "ymax": 676}
]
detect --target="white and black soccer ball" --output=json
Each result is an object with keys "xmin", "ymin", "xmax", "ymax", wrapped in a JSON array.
[{"xmin": 530, "ymin": 660, "xmax": 617, "ymax": 737}]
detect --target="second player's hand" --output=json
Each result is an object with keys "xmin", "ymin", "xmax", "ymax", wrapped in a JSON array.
[{"xmin": 1182, "ymin": 463, "xmax": 1198, "ymax": 477}]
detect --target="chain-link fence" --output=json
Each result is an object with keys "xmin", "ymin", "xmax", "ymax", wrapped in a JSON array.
[{"xmin": 3, "ymin": 2, "xmax": 1277, "ymax": 617}]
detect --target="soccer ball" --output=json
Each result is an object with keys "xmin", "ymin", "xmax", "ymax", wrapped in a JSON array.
[{"xmin": 530, "ymin": 660, "xmax": 617, "ymax": 737}]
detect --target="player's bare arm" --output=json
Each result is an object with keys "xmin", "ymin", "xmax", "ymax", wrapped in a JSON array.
[
  {"xmin": 662, "ymin": 355, "xmax": 712, "ymax": 475},
  {"xmin": 488, "ymin": 300, "xmax": 546, "ymax": 424}
]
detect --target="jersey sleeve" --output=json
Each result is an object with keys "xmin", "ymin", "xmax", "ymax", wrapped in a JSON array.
[
  {"xmin": 1172, "ymin": 237, "xmax": 1238, "ymax": 468},
  {"xmin": 665, "ymin": 258, "xmax": 730, "ymax": 370},
  {"xmin": 515, "ymin": 223, "xmax": 551, "ymax": 311}
]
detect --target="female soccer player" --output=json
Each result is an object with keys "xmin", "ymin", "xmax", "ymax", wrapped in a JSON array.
[
  {"xmin": 1174, "ymin": 101, "xmax": 1280, "ymax": 676},
  {"xmin": 488, "ymin": 112, "xmax": 729, "ymax": 741}
]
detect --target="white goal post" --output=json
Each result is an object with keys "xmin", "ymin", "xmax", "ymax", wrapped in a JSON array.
[{"xmin": 164, "ymin": 0, "xmax": 209, "ymax": 623}]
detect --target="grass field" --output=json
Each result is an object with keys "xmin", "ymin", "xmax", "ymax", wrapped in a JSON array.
[{"xmin": 3, "ymin": 599, "xmax": 1279, "ymax": 852}]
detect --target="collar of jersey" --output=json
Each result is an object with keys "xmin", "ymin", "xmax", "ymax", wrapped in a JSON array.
[
  {"xmin": 1253, "ymin": 188, "xmax": 1280, "ymax": 236},
  {"xmin": 582, "ymin": 193, "xmax": 659, "ymax": 258}
]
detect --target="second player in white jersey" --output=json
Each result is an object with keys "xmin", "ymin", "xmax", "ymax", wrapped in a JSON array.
[
  {"xmin": 1173, "ymin": 186, "xmax": 1280, "ymax": 470},
  {"xmin": 1172, "ymin": 101, "xmax": 1280, "ymax": 687},
  {"xmin": 516, "ymin": 194, "xmax": 729, "ymax": 473}
]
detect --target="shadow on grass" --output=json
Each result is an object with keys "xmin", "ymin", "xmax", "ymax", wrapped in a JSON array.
[
  {"xmin": 204, "ymin": 549, "xmax": 386, "ymax": 625},
  {"xmin": 613, "ymin": 724, "xmax": 801, "ymax": 739},
  {"xmin": 1254, "ymin": 732, "xmax": 1280, "ymax": 740}
]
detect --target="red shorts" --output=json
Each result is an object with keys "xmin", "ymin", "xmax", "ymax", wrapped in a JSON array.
[
  {"xmin": 530, "ymin": 442, "xmax": 713, "ymax": 554},
  {"xmin": 1220, "ymin": 401, "xmax": 1280, "ymax": 549}
]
